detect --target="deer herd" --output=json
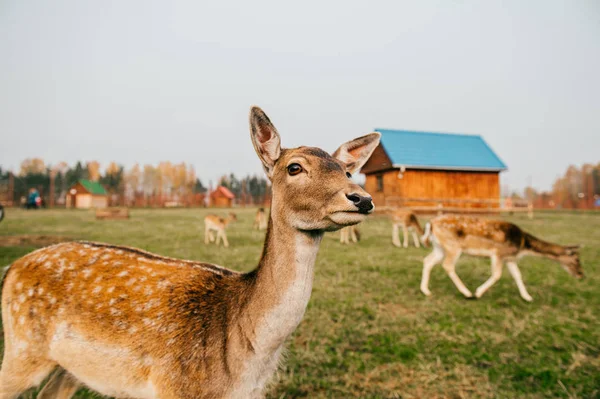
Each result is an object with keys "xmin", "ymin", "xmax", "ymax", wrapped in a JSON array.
[{"xmin": 0, "ymin": 107, "xmax": 584, "ymax": 399}]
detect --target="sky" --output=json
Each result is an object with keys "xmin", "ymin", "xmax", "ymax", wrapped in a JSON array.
[{"xmin": 1, "ymin": 0, "xmax": 599, "ymax": 192}]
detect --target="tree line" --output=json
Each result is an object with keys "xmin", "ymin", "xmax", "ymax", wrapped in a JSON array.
[
  {"xmin": 0, "ymin": 158, "xmax": 270, "ymax": 207},
  {"xmin": 518, "ymin": 163, "xmax": 600, "ymax": 209}
]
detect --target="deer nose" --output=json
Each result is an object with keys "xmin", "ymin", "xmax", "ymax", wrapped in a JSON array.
[{"xmin": 346, "ymin": 193, "xmax": 374, "ymax": 214}]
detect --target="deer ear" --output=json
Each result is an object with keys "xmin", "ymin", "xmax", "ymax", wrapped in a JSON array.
[
  {"xmin": 249, "ymin": 106, "xmax": 281, "ymax": 179},
  {"xmin": 333, "ymin": 132, "xmax": 381, "ymax": 174}
]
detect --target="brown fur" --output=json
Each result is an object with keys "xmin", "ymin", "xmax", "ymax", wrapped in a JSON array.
[
  {"xmin": 204, "ymin": 212, "xmax": 237, "ymax": 247},
  {"xmin": 391, "ymin": 209, "xmax": 426, "ymax": 248},
  {"xmin": 0, "ymin": 106, "xmax": 380, "ymax": 399},
  {"xmin": 253, "ymin": 208, "xmax": 267, "ymax": 231},
  {"xmin": 420, "ymin": 215, "xmax": 583, "ymax": 302}
]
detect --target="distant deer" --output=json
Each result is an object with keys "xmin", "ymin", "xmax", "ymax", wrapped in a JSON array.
[
  {"xmin": 340, "ymin": 226, "xmax": 360, "ymax": 244},
  {"xmin": 0, "ymin": 106, "xmax": 380, "ymax": 399},
  {"xmin": 420, "ymin": 215, "xmax": 583, "ymax": 302},
  {"xmin": 253, "ymin": 207, "xmax": 268, "ymax": 231},
  {"xmin": 204, "ymin": 212, "xmax": 238, "ymax": 247},
  {"xmin": 391, "ymin": 209, "xmax": 426, "ymax": 248}
]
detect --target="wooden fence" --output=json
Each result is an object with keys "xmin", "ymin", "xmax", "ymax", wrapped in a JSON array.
[{"xmin": 380, "ymin": 196, "xmax": 534, "ymax": 218}]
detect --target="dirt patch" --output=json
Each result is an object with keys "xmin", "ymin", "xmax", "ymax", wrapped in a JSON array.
[{"xmin": 0, "ymin": 235, "xmax": 72, "ymax": 248}]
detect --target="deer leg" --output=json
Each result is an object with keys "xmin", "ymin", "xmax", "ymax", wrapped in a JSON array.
[
  {"xmin": 340, "ymin": 228, "xmax": 347, "ymax": 244},
  {"xmin": 221, "ymin": 231, "xmax": 230, "ymax": 248},
  {"xmin": 421, "ymin": 244, "xmax": 445, "ymax": 296},
  {"xmin": 392, "ymin": 224, "xmax": 401, "ymax": 247},
  {"xmin": 402, "ymin": 225, "xmax": 409, "ymax": 248},
  {"xmin": 412, "ymin": 229, "xmax": 420, "ymax": 248},
  {"xmin": 204, "ymin": 225, "xmax": 210, "ymax": 244},
  {"xmin": 441, "ymin": 250, "xmax": 473, "ymax": 298},
  {"xmin": 0, "ymin": 355, "xmax": 55, "ymax": 399},
  {"xmin": 475, "ymin": 255, "xmax": 503, "ymax": 298},
  {"xmin": 37, "ymin": 368, "xmax": 80, "ymax": 399},
  {"xmin": 350, "ymin": 227, "xmax": 358, "ymax": 243},
  {"xmin": 506, "ymin": 261, "xmax": 533, "ymax": 302}
]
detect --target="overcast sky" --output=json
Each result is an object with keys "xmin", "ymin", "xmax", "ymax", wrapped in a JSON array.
[{"xmin": 1, "ymin": 1, "xmax": 598, "ymax": 192}]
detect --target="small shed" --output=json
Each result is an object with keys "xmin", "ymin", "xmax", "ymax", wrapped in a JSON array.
[
  {"xmin": 362, "ymin": 129, "xmax": 507, "ymax": 209},
  {"xmin": 66, "ymin": 179, "xmax": 108, "ymax": 209},
  {"xmin": 210, "ymin": 186, "xmax": 235, "ymax": 208}
]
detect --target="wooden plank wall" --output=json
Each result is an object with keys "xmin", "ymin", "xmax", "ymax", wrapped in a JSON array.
[{"xmin": 365, "ymin": 169, "xmax": 500, "ymax": 208}]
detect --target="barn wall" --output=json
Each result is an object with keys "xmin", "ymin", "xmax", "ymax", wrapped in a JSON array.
[
  {"xmin": 366, "ymin": 169, "xmax": 500, "ymax": 208},
  {"xmin": 212, "ymin": 197, "xmax": 232, "ymax": 207},
  {"xmin": 76, "ymin": 194, "xmax": 92, "ymax": 209}
]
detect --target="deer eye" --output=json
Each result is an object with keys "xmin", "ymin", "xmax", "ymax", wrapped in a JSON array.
[
  {"xmin": 287, "ymin": 163, "xmax": 303, "ymax": 176},
  {"xmin": 346, "ymin": 172, "xmax": 352, "ymax": 178}
]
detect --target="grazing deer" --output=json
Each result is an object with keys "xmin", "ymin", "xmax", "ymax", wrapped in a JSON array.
[
  {"xmin": 0, "ymin": 106, "xmax": 380, "ymax": 399},
  {"xmin": 420, "ymin": 215, "xmax": 583, "ymax": 302},
  {"xmin": 339, "ymin": 226, "xmax": 360, "ymax": 245},
  {"xmin": 204, "ymin": 212, "xmax": 237, "ymax": 247},
  {"xmin": 391, "ymin": 209, "xmax": 426, "ymax": 248},
  {"xmin": 253, "ymin": 208, "xmax": 268, "ymax": 231}
]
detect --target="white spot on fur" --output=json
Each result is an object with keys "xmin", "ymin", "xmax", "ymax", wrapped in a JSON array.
[
  {"xmin": 110, "ymin": 308, "xmax": 123, "ymax": 316},
  {"xmin": 18, "ymin": 315, "xmax": 25, "ymax": 325},
  {"xmin": 19, "ymin": 294, "xmax": 26, "ymax": 303},
  {"xmin": 157, "ymin": 280, "xmax": 171, "ymax": 289},
  {"xmin": 27, "ymin": 288, "xmax": 34, "ymax": 297},
  {"xmin": 107, "ymin": 286, "xmax": 115, "ymax": 293},
  {"xmin": 37, "ymin": 287, "xmax": 44, "ymax": 295},
  {"xmin": 125, "ymin": 278, "xmax": 137, "ymax": 286},
  {"xmin": 15, "ymin": 282, "xmax": 23, "ymax": 290},
  {"xmin": 117, "ymin": 271, "xmax": 129, "ymax": 277},
  {"xmin": 92, "ymin": 286, "xmax": 102, "ymax": 295},
  {"xmin": 82, "ymin": 269, "xmax": 93, "ymax": 278}
]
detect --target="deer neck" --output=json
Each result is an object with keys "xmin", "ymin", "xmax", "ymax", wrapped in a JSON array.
[{"xmin": 245, "ymin": 211, "xmax": 323, "ymax": 353}]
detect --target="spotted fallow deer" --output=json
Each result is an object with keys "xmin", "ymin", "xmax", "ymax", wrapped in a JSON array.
[
  {"xmin": 253, "ymin": 208, "xmax": 267, "ymax": 231},
  {"xmin": 204, "ymin": 212, "xmax": 238, "ymax": 247},
  {"xmin": 391, "ymin": 209, "xmax": 426, "ymax": 248},
  {"xmin": 339, "ymin": 225, "xmax": 360, "ymax": 245},
  {"xmin": 420, "ymin": 215, "xmax": 583, "ymax": 302},
  {"xmin": 0, "ymin": 107, "xmax": 380, "ymax": 399}
]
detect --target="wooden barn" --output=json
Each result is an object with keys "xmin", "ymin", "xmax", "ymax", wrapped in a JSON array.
[
  {"xmin": 210, "ymin": 186, "xmax": 235, "ymax": 207},
  {"xmin": 362, "ymin": 129, "xmax": 506, "ymax": 210},
  {"xmin": 66, "ymin": 179, "xmax": 108, "ymax": 209}
]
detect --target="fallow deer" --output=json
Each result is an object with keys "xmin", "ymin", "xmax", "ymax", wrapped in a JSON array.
[
  {"xmin": 391, "ymin": 208, "xmax": 426, "ymax": 248},
  {"xmin": 420, "ymin": 215, "xmax": 583, "ymax": 302},
  {"xmin": 253, "ymin": 208, "xmax": 268, "ymax": 231},
  {"xmin": 0, "ymin": 106, "xmax": 380, "ymax": 399},
  {"xmin": 204, "ymin": 212, "xmax": 237, "ymax": 247},
  {"xmin": 339, "ymin": 226, "xmax": 360, "ymax": 245}
]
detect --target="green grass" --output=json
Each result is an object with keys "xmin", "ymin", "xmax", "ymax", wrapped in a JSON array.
[{"xmin": 1, "ymin": 208, "xmax": 599, "ymax": 398}]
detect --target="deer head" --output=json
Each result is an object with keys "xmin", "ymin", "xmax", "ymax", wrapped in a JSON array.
[
  {"xmin": 558, "ymin": 245, "xmax": 584, "ymax": 279},
  {"xmin": 250, "ymin": 106, "xmax": 380, "ymax": 232}
]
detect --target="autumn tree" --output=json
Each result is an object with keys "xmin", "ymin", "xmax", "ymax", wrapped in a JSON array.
[{"xmin": 19, "ymin": 158, "xmax": 46, "ymax": 176}]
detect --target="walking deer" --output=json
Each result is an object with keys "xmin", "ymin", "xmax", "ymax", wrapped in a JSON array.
[
  {"xmin": 253, "ymin": 208, "xmax": 267, "ymax": 231},
  {"xmin": 391, "ymin": 209, "xmax": 426, "ymax": 248},
  {"xmin": 204, "ymin": 212, "xmax": 238, "ymax": 247},
  {"xmin": 420, "ymin": 215, "xmax": 583, "ymax": 302},
  {"xmin": 0, "ymin": 106, "xmax": 380, "ymax": 399},
  {"xmin": 339, "ymin": 226, "xmax": 360, "ymax": 245}
]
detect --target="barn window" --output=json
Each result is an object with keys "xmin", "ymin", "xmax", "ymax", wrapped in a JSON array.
[{"xmin": 376, "ymin": 174, "xmax": 384, "ymax": 192}]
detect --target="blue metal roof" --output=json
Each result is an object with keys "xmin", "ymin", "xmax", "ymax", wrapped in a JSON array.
[{"xmin": 375, "ymin": 129, "xmax": 507, "ymax": 171}]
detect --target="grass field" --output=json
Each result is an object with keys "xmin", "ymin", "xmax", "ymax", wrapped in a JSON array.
[{"xmin": 1, "ymin": 208, "xmax": 599, "ymax": 398}]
